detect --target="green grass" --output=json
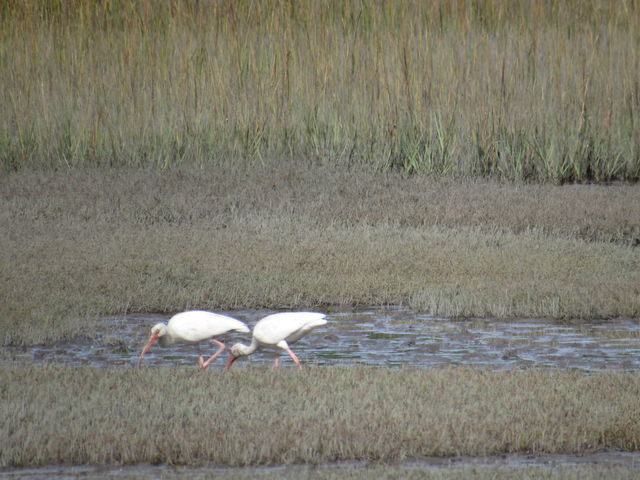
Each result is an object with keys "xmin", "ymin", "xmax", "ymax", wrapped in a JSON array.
[
  {"xmin": 1, "ymin": 0, "xmax": 639, "ymax": 182},
  {"xmin": 1, "ymin": 366, "xmax": 639, "ymax": 468},
  {"xmin": 1, "ymin": 166, "xmax": 639, "ymax": 346}
]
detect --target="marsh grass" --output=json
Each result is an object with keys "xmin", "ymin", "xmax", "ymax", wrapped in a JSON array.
[
  {"xmin": 73, "ymin": 465, "xmax": 640, "ymax": 480},
  {"xmin": 1, "ymin": 366, "xmax": 639, "ymax": 467},
  {"xmin": 1, "ymin": 0, "xmax": 640, "ymax": 182},
  {"xmin": 11, "ymin": 466, "xmax": 638, "ymax": 480},
  {"xmin": 62, "ymin": 465, "xmax": 640, "ymax": 480},
  {"xmin": 1, "ymin": 166, "xmax": 639, "ymax": 345}
]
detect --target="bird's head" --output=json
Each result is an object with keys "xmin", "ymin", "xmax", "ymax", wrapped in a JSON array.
[
  {"xmin": 224, "ymin": 343, "xmax": 244, "ymax": 370},
  {"xmin": 150, "ymin": 323, "xmax": 167, "ymax": 337},
  {"xmin": 136, "ymin": 323, "xmax": 167, "ymax": 367}
]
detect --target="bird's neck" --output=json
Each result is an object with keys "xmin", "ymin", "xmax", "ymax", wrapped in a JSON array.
[
  {"xmin": 237, "ymin": 338, "xmax": 260, "ymax": 357},
  {"xmin": 158, "ymin": 334, "xmax": 173, "ymax": 347}
]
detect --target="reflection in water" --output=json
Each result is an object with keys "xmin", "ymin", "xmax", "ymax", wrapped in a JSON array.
[{"xmin": 3, "ymin": 308, "xmax": 639, "ymax": 370}]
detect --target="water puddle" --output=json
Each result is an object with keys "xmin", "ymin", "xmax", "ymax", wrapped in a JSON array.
[{"xmin": 2, "ymin": 308, "xmax": 639, "ymax": 370}]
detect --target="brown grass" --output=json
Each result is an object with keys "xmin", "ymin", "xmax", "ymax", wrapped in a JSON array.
[
  {"xmin": 5, "ymin": 464, "xmax": 640, "ymax": 480},
  {"xmin": 104, "ymin": 465, "xmax": 640, "ymax": 480},
  {"xmin": 1, "ymin": 166, "xmax": 639, "ymax": 345},
  {"xmin": 4, "ymin": 165, "xmax": 640, "ymax": 243},
  {"xmin": 214, "ymin": 465, "xmax": 640, "ymax": 480},
  {"xmin": 1, "ymin": 366, "xmax": 639, "ymax": 467}
]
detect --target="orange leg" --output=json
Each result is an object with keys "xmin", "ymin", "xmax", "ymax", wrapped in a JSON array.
[
  {"xmin": 283, "ymin": 346, "xmax": 302, "ymax": 369},
  {"xmin": 198, "ymin": 339, "xmax": 226, "ymax": 369}
]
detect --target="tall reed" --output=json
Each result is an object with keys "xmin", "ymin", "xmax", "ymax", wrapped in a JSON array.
[{"xmin": 1, "ymin": 0, "xmax": 639, "ymax": 182}]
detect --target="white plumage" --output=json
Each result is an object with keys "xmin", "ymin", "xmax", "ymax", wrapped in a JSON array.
[
  {"xmin": 225, "ymin": 312, "xmax": 328, "ymax": 369},
  {"xmin": 137, "ymin": 310, "xmax": 250, "ymax": 369}
]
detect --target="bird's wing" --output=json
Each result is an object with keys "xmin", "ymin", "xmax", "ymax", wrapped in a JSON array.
[
  {"xmin": 254, "ymin": 312, "xmax": 327, "ymax": 345},
  {"xmin": 169, "ymin": 311, "xmax": 249, "ymax": 342}
]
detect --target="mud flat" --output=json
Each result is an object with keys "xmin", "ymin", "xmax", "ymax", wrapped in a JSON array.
[{"xmin": 3, "ymin": 309, "xmax": 639, "ymax": 371}]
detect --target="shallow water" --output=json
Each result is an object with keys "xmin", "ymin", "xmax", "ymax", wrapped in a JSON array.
[{"xmin": 3, "ymin": 308, "xmax": 639, "ymax": 370}]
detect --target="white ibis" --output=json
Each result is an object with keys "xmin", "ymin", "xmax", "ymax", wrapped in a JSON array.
[
  {"xmin": 137, "ymin": 310, "xmax": 250, "ymax": 369},
  {"xmin": 225, "ymin": 312, "xmax": 328, "ymax": 369}
]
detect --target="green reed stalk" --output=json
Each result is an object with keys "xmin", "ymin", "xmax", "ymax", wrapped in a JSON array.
[{"xmin": 1, "ymin": 0, "xmax": 639, "ymax": 181}]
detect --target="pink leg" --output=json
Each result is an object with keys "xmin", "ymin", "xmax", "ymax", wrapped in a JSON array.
[
  {"xmin": 283, "ymin": 347, "xmax": 302, "ymax": 369},
  {"xmin": 199, "ymin": 339, "xmax": 226, "ymax": 370},
  {"xmin": 273, "ymin": 358, "xmax": 279, "ymax": 369},
  {"xmin": 197, "ymin": 346, "xmax": 205, "ymax": 368}
]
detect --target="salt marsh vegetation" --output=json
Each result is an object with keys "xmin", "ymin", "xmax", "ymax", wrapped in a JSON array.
[
  {"xmin": 1, "ymin": 167, "xmax": 639, "ymax": 345},
  {"xmin": 2, "ymin": 366, "xmax": 639, "ymax": 467},
  {"xmin": 2, "ymin": 0, "xmax": 640, "ymax": 182},
  {"xmin": 1, "ymin": 1, "xmax": 640, "ymax": 476}
]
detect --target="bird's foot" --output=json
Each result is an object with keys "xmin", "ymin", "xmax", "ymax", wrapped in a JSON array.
[{"xmin": 198, "ymin": 356, "xmax": 209, "ymax": 369}]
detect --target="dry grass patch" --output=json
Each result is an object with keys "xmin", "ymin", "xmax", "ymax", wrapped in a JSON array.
[
  {"xmin": 1, "ymin": 366, "xmax": 639, "ymax": 467},
  {"xmin": 2, "ymin": 219, "xmax": 639, "ymax": 345},
  {"xmin": 1, "ymin": 167, "xmax": 639, "ymax": 345},
  {"xmin": 119, "ymin": 465, "xmax": 640, "ymax": 480},
  {"xmin": 3, "ymin": 167, "xmax": 640, "ymax": 244},
  {"xmin": 6, "ymin": 464, "xmax": 638, "ymax": 480}
]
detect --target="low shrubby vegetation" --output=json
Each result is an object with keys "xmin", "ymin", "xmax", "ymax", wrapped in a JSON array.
[
  {"xmin": 1, "ymin": 166, "xmax": 639, "ymax": 345},
  {"xmin": 2, "ymin": 366, "xmax": 639, "ymax": 467},
  {"xmin": 97, "ymin": 465, "xmax": 640, "ymax": 480}
]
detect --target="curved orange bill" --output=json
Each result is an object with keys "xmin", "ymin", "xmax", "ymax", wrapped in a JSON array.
[
  {"xmin": 136, "ymin": 331, "xmax": 159, "ymax": 367},
  {"xmin": 225, "ymin": 353, "xmax": 238, "ymax": 370}
]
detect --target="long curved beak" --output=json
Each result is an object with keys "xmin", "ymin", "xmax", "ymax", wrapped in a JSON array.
[
  {"xmin": 137, "ymin": 331, "xmax": 159, "ymax": 367},
  {"xmin": 225, "ymin": 353, "xmax": 237, "ymax": 370}
]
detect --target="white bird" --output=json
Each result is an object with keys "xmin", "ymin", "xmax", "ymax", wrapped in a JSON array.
[
  {"xmin": 225, "ymin": 312, "xmax": 328, "ymax": 369},
  {"xmin": 137, "ymin": 310, "xmax": 250, "ymax": 369}
]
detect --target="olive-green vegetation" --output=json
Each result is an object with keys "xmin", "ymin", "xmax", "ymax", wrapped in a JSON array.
[
  {"xmin": 1, "ymin": 366, "xmax": 639, "ymax": 468},
  {"xmin": 1, "ymin": 166, "xmax": 639, "ymax": 346},
  {"xmin": 2, "ymin": 0, "xmax": 640, "ymax": 182}
]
